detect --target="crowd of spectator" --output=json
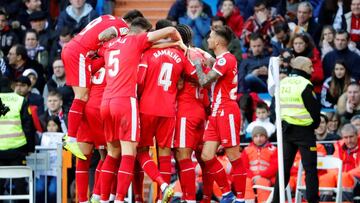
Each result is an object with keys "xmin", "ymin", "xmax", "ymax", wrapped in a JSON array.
[{"xmin": 1, "ymin": 0, "xmax": 360, "ymax": 202}]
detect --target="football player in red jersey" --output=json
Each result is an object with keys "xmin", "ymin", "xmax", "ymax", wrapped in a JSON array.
[
  {"xmin": 75, "ymin": 65, "xmax": 107, "ymax": 203},
  {"xmin": 61, "ymin": 14, "xmax": 129, "ymax": 160},
  {"xmin": 189, "ymin": 26, "xmax": 247, "ymax": 203},
  {"xmin": 133, "ymin": 20, "xmax": 195, "ymax": 203},
  {"xmin": 101, "ymin": 17, "xmax": 186, "ymax": 203}
]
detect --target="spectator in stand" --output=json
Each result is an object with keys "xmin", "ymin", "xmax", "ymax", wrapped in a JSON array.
[
  {"xmin": 323, "ymin": 30, "xmax": 360, "ymax": 81},
  {"xmin": 24, "ymin": 29, "xmax": 48, "ymax": 69},
  {"xmin": 271, "ymin": 22, "xmax": 290, "ymax": 56},
  {"xmin": 43, "ymin": 58, "xmax": 73, "ymax": 111},
  {"xmin": 17, "ymin": 0, "xmax": 42, "ymax": 29},
  {"xmin": 56, "ymin": 0, "xmax": 98, "ymax": 34},
  {"xmin": 179, "ymin": 0, "xmax": 211, "ymax": 48},
  {"xmin": 14, "ymin": 76, "xmax": 44, "ymax": 133},
  {"xmin": 351, "ymin": 114, "xmax": 360, "ymax": 131},
  {"xmin": 29, "ymin": 11, "xmax": 56, "ymax": 52},
  {"xmin": 318, "ymin": 0, "xmax": 351, "ymax": 30},
  {"xmin": 337, "ymin": 82, "xmax": 360, "ymax": 123},
  {"xmin": 40, "ymin": 90, "xmax": 68, "ymax": 133},
  {"xmin": 246, "ymin": 102, "xmax": 276, "ymax": 139},
  {"xmin": 0, "ymin": 10, "xmax": 19, "ymax": 56},
  {"xmin": 284, "ymin": 0, "xmax": 301, "ymax": 21},
  {"xmin": 49, "ymin": 27, "xmax": 73, "ymax": 74},
  {"xmin": 319, "ymin": 26, "xmax": 336, "ymax": 59},
  {"xmin": 5, "ymin": 44, "xmax": 45, "ymax": 93},
  {"xmin": 202, "ymin": 16, "xmax": 242, "ymax": 63},
  {"xmin": 238, "ymin": 32, "xmax": 270, "ymax": 93},
  {"xmin": 288, "ymin": 1, "xmax": 322, "ymax": 45},
  {"xmin": 316, "ymin": 114, "xmax": 341, "ymax": 155},
  {"xmin": 321, "ymin": 60, "xmax": 354, "ymax": 108},
  {"xmin": 216, "ymin": 0, "xmax": 244, "ymax": 38},
  {"xmin": 22, "ymin": 68, "xmax": 40, "ymax": 95},
  {"xmin": 319, "ymin": 124, "xmax": 360, "ymax": 201},
  {"xmin": 326, "ymin": 112, "xmax": 341, "ymax": 136},
  {"xmin": 241, "ymin": 0, "xmax": 285, "ymax": 49},
  {"xmin": 341, "ymin": 0, "xmax": 360, "ymax": 48},
  {"xmin": 167, "ymin": 0, "xmax": 213, "ymax": 24},
  {"xmin": 236, "ymin": 0, "xmax": 286, "ymax": 20},
  {"xmin": 242, "ymin": 126, "xmax": 278, "ymax": 203}
]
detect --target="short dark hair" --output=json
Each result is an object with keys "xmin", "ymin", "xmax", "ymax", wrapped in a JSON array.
[
  {"xmin": 274, "ymin": 22, "xmax": 289, "ymax": 34},
  {"xmin": 176, "ymin": 24, "xmax": 193, "ymax": 46},
  {"xmin": 123, "ymin": 9, "xmax": 144, "ymax": 24},
  {"xmin": 249, "ymin": 32, "xmax": 264, "ymax": 42},
  {"xmin": 336, "ymin": 29, "xmax": 350, "ymax": 40},
  {"xmin": 130, "ymin": 17, "xmax": 152, "ymax": 32},
  {"xmin": 221, "ymin": 0, "xmax": 235, "ymax": 6},
  {"xmin": 348, "ymin": 81, "xmax": 360, "ymax": 89},
  {"xmin": 211, "ymin": 16, "xmax": 226, "ymax": 26},
  {"xmin": 13, "ymin": 44, "xmax": 28, "ymax": 61},
  {"xmin": 48, "ymin": 90, "xmax": 63, "ymax": 100},
  {"xmin": 59, "ymin": 26, "xmax": 73, "ymax": 37},
  {"xmin": 155, "ymin": 19, "xmax": 173, "ymax": 30},
  {"xmin": 254, "ymin": 0, "xmax": 269, "ymax": 9},
  {"xmin": 25, "ymin": 29, "xmax": 38, "ymax": 41},
  {"xmin": 46, "ymin": 115, "xmax": 62, "ymax": 132},
  {"xmin": 256, "ymin": 101, "xmax": 268, "ymax": 111},
  {"xmin": 213, "ymin": 25, "xmax": 233, "ymax": 45},
  {"xmin": 320, "ymin": 114, "xmax": 328, "ymax": 123}
]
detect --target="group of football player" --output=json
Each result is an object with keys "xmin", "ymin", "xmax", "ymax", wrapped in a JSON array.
[{"xmin": 61, "ymin": 10, "xmax": 246, "ymax": 203}]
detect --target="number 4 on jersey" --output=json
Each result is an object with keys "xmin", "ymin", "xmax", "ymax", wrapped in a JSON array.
[{"xmin": 158, "ymin": 62, "xmax": 173, "ymax": 91}]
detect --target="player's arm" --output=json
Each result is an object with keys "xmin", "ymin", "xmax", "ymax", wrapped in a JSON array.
[
  {"xmin": 194, "ymin": 47, "xmax": 216, "ymax": 67},
  {"xmin": 98, "ymin": 26, "xmax": 118, "ymax": 42},
  {"xmin": 147, "ymin": 27, "xmax": 187, "ymax": 52},
  {"xmin": 193, "ymin": 59, "xmax": 220, "ymax": 87}
]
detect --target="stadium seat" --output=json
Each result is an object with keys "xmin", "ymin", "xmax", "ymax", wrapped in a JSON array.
[
  {"xmin": 295, "ymin": 156, "xmax": 343, "ymax": 203},
  {"xmin": 0, "ymin": 166, "xmax": 34, "ymax": 203},
  {"xmin": 253, "ymin": 183, "xmax": 292, "ymax": 203}
]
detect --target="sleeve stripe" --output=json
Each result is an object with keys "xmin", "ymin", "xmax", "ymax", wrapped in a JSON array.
[
  {"xmin": 190, "ymin": 70, "xmax": 196, "ymax": 75},
  {"xmin": 139, "ymin": 64, "xmax": 148, "ymax": 68},
  {"xmin": 213, "ymin": 67, "xmax": 223, "ymax": 76}
]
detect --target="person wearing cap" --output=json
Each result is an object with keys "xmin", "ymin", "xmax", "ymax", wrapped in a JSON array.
[
  {"xmin": 22, "ymin": 68, "xmax": 40, "ymax": 95},
  {"xmin": 242, "ymin": 126, "xmax": 278, "ymax": 203},
  {"xmin": 29, "ymin": 10, "xmax": 55, "ymax": 52},
  {"xmin": 272, "ymin": 56, "xmax": 321, "ymax": 203}
]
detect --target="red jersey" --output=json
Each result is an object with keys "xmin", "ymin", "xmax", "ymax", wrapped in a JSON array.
[
  {"xmin": 103, "ymin": 33, "xmax": 152, "ymax": 99},
  {"xmin": 210, "ymin": 52, "xmax": 238, "ymax": 116},
  {"xmin": 73, "ymin": 15, "xmax": 129, "ymax": 51},
  {"xmin": 138, "ymin": 48, "xmax": 195, "ymax": 117},
  {"xmin": 87, "ymin": 67, "xmax": 106, "ymax": 107}
]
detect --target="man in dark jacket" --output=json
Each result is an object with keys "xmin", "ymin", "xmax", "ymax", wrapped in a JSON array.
[
  {"xmin": 56, "ymin": 0, "xmax": 98, "ymax": 34},
  {"xmin": 238, "ymin": 33, "xmax": 270, "ymax": 93},
  {"xmin": 0, "ymin": 10, "xmax": 19, "ymax": 56},
  {"xmin": 272, "ymin": 56, "xmax": 320, "ymax": 203},
  {"xmin": 322, "ymin": 30, "xmax": 360, "ymax": 81}
]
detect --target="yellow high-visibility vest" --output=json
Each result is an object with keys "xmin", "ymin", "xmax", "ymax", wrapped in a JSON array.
[
  {"xmin": 0, "ymin": 93, "xmax": 27, "ymax": 150},
  {"xmin": 280, "ymin": 76, "xmax": 313, "ymax": 126}
]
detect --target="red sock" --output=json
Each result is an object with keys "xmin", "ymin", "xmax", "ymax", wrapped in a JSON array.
[
  {"xmin": 137, "ymin": 151, "xmax": 166, "ymax": 185},
  {"xmin": 93, "ymin": 159, "xmax": 104, "ymax": 196},
  {"xmin": 111, "ymin": 157, "xmax": 121, "ymax": 196},
  {"xmin": 231, "ymin": 158, "xmax": 246, "ymax": 199},
  {"xmin": 132, "ymin": 161, "xmax": 144, "ymax": 202},
  {"xmin": 198, "ymin": 159, "xmax": 214, "ymax": 202},
  {"xmin": 178, "ymin": 159, "xmax": 196, "ymax": 201},
  {"xmin": 204, "ymin": 157, "xmax": 231, "ymax": 194},
  {"xmin": 116, "ymin": 155, "xmax": 135, "ymax": 201},
  {"xmin": 76, "ymin": 154, "xmax": 92, "ymax": 202},
  {"xmin": 100, "ymin": 155, "xmax": 119, "ymax": 201},
  {"xmin": 67, "ymin": 99, "xmax": 86, "ymax": 138},
  {"xmin": 159, "ymin": 156, "xmax": 172, "ymax": 184}
]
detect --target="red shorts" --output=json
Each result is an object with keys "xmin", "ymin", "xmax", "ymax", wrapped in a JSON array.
[
  {"xmin": 204, "ymin": 108, "xmax": 241, "ymax": 148},
  {"xmin": 77, "ymin": 105, "xmax": 106, "ymax": 148},
  {"xmin": 101, "ymin": 97, "xmax": 140, "ymax": 143},
  {"xmin": 174, "ymin": 116, "xmax": 205, "ymax": 150},
  {"xmin": 62, "ymin": 41, "xmax": 92, "ymax": 88},
  {"xmin": 138, "ymin": 114, "xmax": 175, "ymax": 148}
]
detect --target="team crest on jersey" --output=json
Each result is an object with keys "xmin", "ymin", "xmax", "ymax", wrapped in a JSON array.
[
  {"xmin": 119, "ymin": 27, "xmax": 129, "ymax": 35},
  {"xmin": 218, "ymin": 57, "xmax": 226, "ymax": 66}
]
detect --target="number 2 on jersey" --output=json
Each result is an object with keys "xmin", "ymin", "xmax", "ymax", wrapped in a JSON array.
[{"xmin": 158, "ymin": 63, "xmax": 173, "ymax": 91}]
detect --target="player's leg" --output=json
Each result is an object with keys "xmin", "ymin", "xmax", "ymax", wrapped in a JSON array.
[
  {"xmin": 76, "ymin": 142, "xmax": 94, "ymax": 203},
  {"xmin": 62, "ymin": 46, "xmax": 90, "ymax": 160},
  {"xmin": 91, "ymin": 148, "xmax": 106, "ymax": 203},
  {"xmin": 100, "ymin": 141, "xmax": 121, "ymax": 202},
  {"xmin": 115, "ymin": 141, "xmax": 137, "ymax": 203},
  {"xmin": 175, "ymin": 148, "xmax": 196, "ymax": 203},
  {"xmin": 132, "ymin": 160, "xmax": 144, "ymax": 203},
  {"xmin": 195, "ymin": 149, "xmax": 214, "ymax": 203}
]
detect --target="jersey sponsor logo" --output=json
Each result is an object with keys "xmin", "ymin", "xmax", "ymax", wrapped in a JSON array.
[{"xmin": 217, "ymin": 57, "xmax": 226, "ymax": 66}]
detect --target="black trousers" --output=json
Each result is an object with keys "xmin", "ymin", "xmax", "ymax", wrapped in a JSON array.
[{"xmin": 272, "ymin": 125, "xmax": 319, "ymax": 203}]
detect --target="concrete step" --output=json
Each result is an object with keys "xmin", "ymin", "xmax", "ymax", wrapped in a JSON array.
[
  {"xmin": 115, "ymin": 0, "xmax": 174, "ymax": 9},
  {"xmin": 114, "ymin": 7, "xmax": 169, "ymax": 18}
]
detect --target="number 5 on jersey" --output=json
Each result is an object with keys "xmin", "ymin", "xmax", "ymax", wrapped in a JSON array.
[
  {"xmin": 158, "ymin": 62, "xmax": 173, "ymax": 91},
  {"xmin": 108, "ymin": 50, "xmax": 120, "ymax": 77}
]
